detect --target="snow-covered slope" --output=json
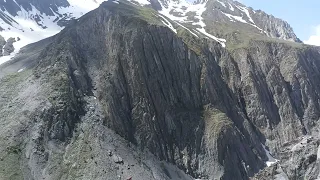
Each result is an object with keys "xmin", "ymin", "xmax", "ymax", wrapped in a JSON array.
[
  {"xmin": 157, "ymin": 0, "xmax": 300, "ymax": 43},
  {"xmin": 0, "ymin": 0, "xmax": 301, "ymax": 65},
  {"xmin": 0, "ymin": 0, "xmax": 104, "ymax": 64}
]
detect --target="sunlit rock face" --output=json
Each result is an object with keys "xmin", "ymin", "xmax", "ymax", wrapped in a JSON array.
[{"xmin": 0, "ymin": 0, "xmax": 319, "ymax": 180}]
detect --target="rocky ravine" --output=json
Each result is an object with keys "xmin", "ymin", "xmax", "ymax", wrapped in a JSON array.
[{"xmin": 0, "ymin": 1, "xmax": 320, "ymax": 180}]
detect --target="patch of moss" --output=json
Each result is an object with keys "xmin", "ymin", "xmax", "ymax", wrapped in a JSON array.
[
  {"xmin": 136, "ymin": 6, "xmax": 162, "ymax": 25},
  {"xmin": 58, "ymin": 126, "xmax": 95, "ymax": 179},
  {"xmin": 177, "ymin": 27, "xmax": 203, "ymax": 55},
  {"xmin": 0, "ymin": 70, "xmax": 32, "ymax": 111},
  {"xmin": 0, "ymin": 70, "xmax": 31, "ymax": 86},
  {"xmin": 47, "ymin": 71, "xmax": 70, "ymax": 107},
  {"xmin": 6, "ymin": 145, "xmax": 22, "ymax": 154},
  {"xmin": 203, "ymin": 107, "xmax": 234, "ymax": 139},
  {"xmin": 196, "ymin": 19, "xmax": 306, "ymax": 51},
  {"xmin": 102, "ymin": 0, "xmax": 162, "ymax": 25},
  {"xmin": 0, "ymin": 145, "xmax": 23, "ymax": 180}
]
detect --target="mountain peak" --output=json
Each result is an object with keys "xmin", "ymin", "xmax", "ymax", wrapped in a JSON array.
[{"xmin": 0, "ymin": 0, "xmax": 301, "ymax": 64}]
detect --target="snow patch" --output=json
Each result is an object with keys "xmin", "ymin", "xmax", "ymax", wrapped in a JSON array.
[
  {"xmin": 17, "ymin": 68, "xmax": 25, "ymax": 72},
  {"xmin": 0, "ymin": 0, "xmax": 153, "ymax": 65},
  {"xmin": 128, "ymin": 0, "xmax": 150, "ymax": 5},
  {"xmin": 190, "ymin": 2, "xmax": 207, "ymax": 28},
  {"xmin": 235, "ymin": 5, "xmax": 254, "ymax": 24},
  {"xmin": 0, "ymin": 0, "xmax": 108, "ymax": 64},
  {"xmin": 0, "ymin": 3, "xmax": 67, "ymax": 64},
  {"xmin": 158, "ymin": 0, "xmax": 226, "ymax": 47},
  {"xmin": 228, "ymin": 3, "xmax": 234, "ymax": 11},
  {"xmin": 158, "ymin": 14, "xmax": 177, "ymax": 33},
  {"xmin": 175, "ymin": 22, "xmax": 199, "ymax": 37},
  {"xmin": 222, "ymin": 12, "xmax": 247, "ymax": 23},
  {"xmin": 261, "ymin": 144, "xmax": 279, "ymax": 167},
  {"xmin": 0, "ymin": 52, "xmax": 16, "ymax": 66},
  {"xmin": 196, "ymin": 28, "xmax": 226, "ymax": 47},
  {"xmin": 317, "ymin": 145, "xmax": 320, "ymax": 160},
  {"xmin": 158, "ymin": 0, "xmax": 207, "ymax": 26},
  {"xmin": 217, "ymin": 0, "xmax": 226, "ymax": 8},
  {"xmin": 221, "ymin": 12, "xmax": 265, "ymax": 34}
]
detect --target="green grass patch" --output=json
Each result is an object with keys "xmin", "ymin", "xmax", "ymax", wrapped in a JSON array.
[
  {"xmin": 203, "ymin": 107, "xmax": 234, "ymax": 139},
  {"xmin": 177, "ymin": 27, "xmax": 203, "ymax": 55},
  {"xmin": 101, "ymin": 0, "xmax": 162, "ymax": 25}
]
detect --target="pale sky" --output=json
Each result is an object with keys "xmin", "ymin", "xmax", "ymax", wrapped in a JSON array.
[{"xmin": 239, "ymin": 0, "xmax": 320, "ymax": 46}]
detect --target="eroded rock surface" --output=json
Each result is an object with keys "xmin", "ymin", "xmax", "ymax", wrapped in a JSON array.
[
  {"xmin": 0, "ymin": 1, "xmax": 319, "ymax": 180},
  {"xmin": 2, "ymin": 37, "xmax": 15, "ymax": 56}
]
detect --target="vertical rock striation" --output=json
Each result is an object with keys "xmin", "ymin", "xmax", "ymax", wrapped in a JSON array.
[{"xmin": 0, "ymin": 1, "xmax": 320, "ymax": 180}]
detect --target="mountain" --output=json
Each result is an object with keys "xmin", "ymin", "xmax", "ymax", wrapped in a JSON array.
[
  {"xmin": 0, "ymin": 0, "xmax": 301, "ymax": 63},
  {"xmin": 0, "ymin": 0, "xmax": 93, "ymax": 63},
  {"xmin": 1, "ymin": 0, "xmax": 320, "ymax": 180}
]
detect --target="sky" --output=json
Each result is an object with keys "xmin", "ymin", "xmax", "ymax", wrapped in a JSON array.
[{"xmin": 238, "ymin": 0, "xmax": 320, "ymax": 45}]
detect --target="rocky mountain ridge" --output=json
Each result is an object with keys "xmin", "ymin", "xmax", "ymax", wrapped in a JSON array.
[
  {"xmin": 0, "ymin": 0, "xmax": 301, "ymax": 63},
  {"xmin": 0, "ymin": 0, "xmax": 320, "ymax": 180}
]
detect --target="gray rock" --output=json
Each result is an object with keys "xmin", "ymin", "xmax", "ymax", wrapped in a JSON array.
[
  {"xmin": 112, "ymin": 154, "xmax": 124, "ymax": 164},
  {"xmin": 253, "ymin": 135, "xmax": 320, "ymax": 179},
  {"xmin": 3, "ymin": 37, "xmax": 15, "ymax": 56},
  {"xmin": 0, "ymin": 1, "xmax": 319, "ymax": 180},
  {"xmin": 0, "ymin": 35, "xmax": 5, "ymax": 56}
]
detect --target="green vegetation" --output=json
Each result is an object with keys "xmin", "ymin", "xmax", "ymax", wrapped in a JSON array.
[
  {"xmin": 0, "ymin": 70, "xmax": 31, "ymax": 87},
  {"xmin": 203, "ymin": 107, "xmax": 234, "ymax": 139},
  {"xmin": 47, "ymin": 70, "xmax": 70, "ymax": 107},
  {"xmin": 177, "ymin": 27, "xmax": 203, "ymax": 55},
  {"xmin": 0, "ymin": 70, "xmax": 32, "ymax": 112},
  {"xmin": 6, "ymin": 145, "xmax": 22, "ymax": 154},
  {"xmin": 136, "ymin": 6, "xmax": 162, "ymax": 25},
  {"xmin": 103, "ymin": 0, "xmax": 162, "ymax": 25},
  {"xmin": 0, "ymin": 144, "xmax": 23, "ymax": 180},
  {"xmin": 0, "ymin": 71, "xmax": 31, "ymax": 180}
]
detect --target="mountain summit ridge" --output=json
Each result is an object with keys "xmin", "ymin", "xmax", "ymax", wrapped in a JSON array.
[{"xmin": 0, "ymin": 0, "xmax": 301, "ymax": 63}]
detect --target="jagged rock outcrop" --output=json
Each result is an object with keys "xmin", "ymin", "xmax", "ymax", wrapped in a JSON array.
[
  {"xmin": 218, "ymin": 40, "xmax": 320, "ymax": 179},
  {"xmin": 251, "ymin": 10, "xmax": 301, "ymax": 42},
  {"xmin": 0, "ymin": 1, "xmax": 320, "ymax": 180},
  {"xmin": 252, "ymin": 136, "xmax": 320, "ymax": 179},
  {"xmin": 0, "ymin": 35, "xmax": 5, "ymax": 56},
  {"xmin": 2, "ymin": 37, "xmax": 15, "ymax": 55}
]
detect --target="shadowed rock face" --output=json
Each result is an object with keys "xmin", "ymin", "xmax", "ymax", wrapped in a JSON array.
[{"xmin": 0, "ymin": 1, "xmax": 320, "ymax": 180}]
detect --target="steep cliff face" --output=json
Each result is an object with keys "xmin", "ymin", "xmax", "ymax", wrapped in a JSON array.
[
  {"xmin": 0, "ymin": 1, "xmax": 320, "ymax": 180},
  {"xmin": 250, "ymin": 11, "xmax": 301, "ymax": 42},
  {"xmin": 220, "ymin": 41, "xmax": 320, "ymax": 179},
  {"xmin": 229, "ymin": 41, "xmax": 320, "ymax": 147}
]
